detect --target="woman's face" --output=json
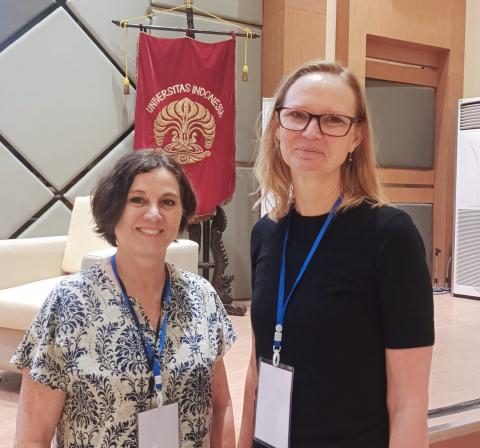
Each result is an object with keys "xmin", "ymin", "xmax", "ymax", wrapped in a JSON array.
[
  {"xmin": 114, "ymin": 168, "xmax": 183, "ymax": 258},
  {"xmin": 276, "ymin": 72, "xmax": 362, "ymax": 180}
]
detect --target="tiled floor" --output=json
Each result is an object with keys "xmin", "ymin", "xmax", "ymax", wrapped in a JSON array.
[
  {"xmin": 0, "ymin": 312, "xmax": 251, "ymax": 447},
  {"xmin": 0, "ymin": 371, "xmax": 21, "ymax": 448},
  {"xmin": 2, "ymin": 295, "xmax": 480, "ymax": 446}
]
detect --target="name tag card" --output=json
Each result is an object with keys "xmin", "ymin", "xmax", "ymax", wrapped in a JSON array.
[
  {"xmin": 254, "ymin": 357, "xmax": 294, "ymax": 448},
  {"xmin": 138, "ymin": 402, "xmax": 179, "ymax": 448}
]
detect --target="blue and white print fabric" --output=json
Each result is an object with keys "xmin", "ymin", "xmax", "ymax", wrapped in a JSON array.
[{"xmin": 11, "ymin": 259, "xmax": 237, "ymax": 447}]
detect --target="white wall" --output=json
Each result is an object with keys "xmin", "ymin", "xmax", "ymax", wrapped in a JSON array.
[{"xmin": 464, "ymin": 0, "xmax": 480, "ymax": 98}]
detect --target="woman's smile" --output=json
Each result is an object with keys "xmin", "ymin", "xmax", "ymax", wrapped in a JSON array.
[{"xmin": 136, "ymin": 227, "xmax": 163, "ymax": 236}]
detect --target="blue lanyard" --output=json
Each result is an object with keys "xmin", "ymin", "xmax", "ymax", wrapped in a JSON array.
[
  {"xmin": 111, "ymin": 255, "xmax": 170, "ymax": 406},
  {"xmin": 272, "ymin": 196, "xmax": 342, "ymax": 366}
]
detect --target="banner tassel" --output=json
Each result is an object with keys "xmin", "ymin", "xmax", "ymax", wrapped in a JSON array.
[
  {"xmin": 242, "ymin": 28, "xmax": 252, "ymax": 81},
  {"xmin": 121, "ymin": 20, "xmax": 130, "ymax": 95},
  {"xmin": 123, "ymin": 76, "xmax": 130, "ymax": 95}
]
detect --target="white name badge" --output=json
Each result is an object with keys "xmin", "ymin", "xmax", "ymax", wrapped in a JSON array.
[
  {"xmin": 137, "ymin": 402, "xmax": 180, "ymax": 448},
  {"xmin": 254, "ymin": 357, "xmax": 294, "ymax": 448}
]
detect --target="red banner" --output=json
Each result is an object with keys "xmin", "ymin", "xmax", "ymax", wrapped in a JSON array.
[{"xmin": 134, "ymin": 33, "xmax": 236, "ymax": 216}]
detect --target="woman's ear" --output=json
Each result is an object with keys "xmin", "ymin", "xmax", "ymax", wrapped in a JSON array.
[
  {"xmin": 352, "ymin": 121, "xmax": 364, "ymax": 149},
  {"xmin": 274, "ymin": 121, "xmax": 281, "ymax": 147}
]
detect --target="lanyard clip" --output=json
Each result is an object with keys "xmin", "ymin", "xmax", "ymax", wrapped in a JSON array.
[
  {"xmin": 155, "ymin": 375, "xmax": 163, "ymax": 407},
  {"xmin": 272, "ymin": 346, "xmax": 281, "ymax": 367},
  {"xmin": 272, "ymin": 323, "xmax": 283, "ymax": 367},
  {"xmin": 156, "ymin": 392, "xmax": 163, "ymax": 407}
]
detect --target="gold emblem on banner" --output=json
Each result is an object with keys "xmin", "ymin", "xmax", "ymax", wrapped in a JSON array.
[{"xmin": 154, "ymin": 97, "xmax": 216, "ymax": 164}]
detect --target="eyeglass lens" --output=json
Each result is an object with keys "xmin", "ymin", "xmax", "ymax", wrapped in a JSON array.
[{"xmin": 279, "ymin": 109, "xmax": 353, "ymax": 136}]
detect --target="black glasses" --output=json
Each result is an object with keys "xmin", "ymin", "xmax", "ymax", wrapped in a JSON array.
[{"xmin": 276, "ymin": 107, "xmax": 361, "ymax": 137}]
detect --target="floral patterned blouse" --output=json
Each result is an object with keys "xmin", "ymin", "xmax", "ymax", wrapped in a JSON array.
[{"xmin": 11, "ymin": 259, "xmax": 237, "ymax": 448}]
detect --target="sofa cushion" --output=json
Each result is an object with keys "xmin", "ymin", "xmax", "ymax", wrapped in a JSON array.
[
  {"xmin": 62, "ymin": 196, "xmax": 111, "ymax": 273},
  {"xmin": 0, "ymin": 276, "xmax": 67, "ymax": 331}
]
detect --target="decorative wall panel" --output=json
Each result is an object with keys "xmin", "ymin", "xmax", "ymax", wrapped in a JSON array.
[
  {"xmin": 67, "ymin": 0, "xmax": 151, "ymax": 80},
  {"xmin": 0, "ymin": 142, "xmax": 53, "ymax": 238},
  {"xmin": 64, "ymin": 132, "xmax": 134, "ymax": 202},
  {"xmin": 18, "ymin": 201, "xmax": 71, "ymax": 238},
  {"xmin": 0, "ymin": 0, "xmax": 54, "ymax": 45},
  {"xmin": 0, "ymin": 9, "xmax": 136, "ymax": 191}
]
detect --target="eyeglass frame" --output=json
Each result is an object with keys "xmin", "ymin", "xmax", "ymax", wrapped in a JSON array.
[{"xmin": 275, "ymin": 107, "xmax": 362, "ymax": 137}]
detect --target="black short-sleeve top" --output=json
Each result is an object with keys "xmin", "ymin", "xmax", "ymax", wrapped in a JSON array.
[{"xmin": 250, "ymin": 202, "xmax": 434, "ymax": 447}]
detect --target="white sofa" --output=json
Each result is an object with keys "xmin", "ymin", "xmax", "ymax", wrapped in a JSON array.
[{"xmin": 0, "ymin": 196, "xmax": 198, "ymax": 372}]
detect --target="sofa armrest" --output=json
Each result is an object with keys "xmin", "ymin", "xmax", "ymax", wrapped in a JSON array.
[
  {"xmin": 81, "ymin": 247, "xmax": 116, "ymax": 270},
  {"xmin": 0, "ymin": 236, "xmax": 67, "ymax": 289},
  {"xmin": 166, "ymin": 239, "xmax": 199, "ymax": 274}
]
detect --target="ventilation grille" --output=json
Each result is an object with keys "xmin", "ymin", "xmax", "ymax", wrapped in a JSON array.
[
  {"xmin": 454, "ymin": 209, "xmax": 480, "ymax": 287},
  {"xmin": 460, "ymin": 102, "xmax": 480, "ymax": 130}
]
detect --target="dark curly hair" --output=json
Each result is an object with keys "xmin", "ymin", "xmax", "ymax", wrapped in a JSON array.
[{"xmin": 91, "ymin": 150, "xmax": 197, "ymax": 246}]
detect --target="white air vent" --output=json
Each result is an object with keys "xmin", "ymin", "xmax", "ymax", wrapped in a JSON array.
[
  {"xmin": 460, "ymin": 101, "xmax": 480, "ymax": 130},
  {"xmin": 453, "ymin": 98, "xmax": 480, "ymax": 298},
  {"xmin": 454, "ymin": 209, "xmax": 480, "ymax": 287}
]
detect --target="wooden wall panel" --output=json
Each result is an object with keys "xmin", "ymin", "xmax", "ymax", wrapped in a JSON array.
[
  {"xmin": 262, "ymin": 0, "xmax": 327, "ymax": 97},
  {"xmin": 384, "ymin": 187, "xmax": 434, "ymax": 204},
  {"xmin": 367, "ymin": 36, "xmax": 443, "ymax": 68},
  {"xmin": 378, "ymin": 168, "xmax": 434, "ymax": 186},
  {"xmin": 264, "ymin": 0, "xmax": 466, "ymax": 285},
  {"xmin": 363, "ymin": 0, "xmax": 454, "ymax": 49},
  {"xmin": 433, "ymin": 8, "xmax": 466, "ymax": 285},
  {"xmin": 262, "ymin": 5, "xmax": 285, "ymax": 97},
  {"xmin": 284, "ymin": 7, "xmax": 326, "ymax": 76},
  {"xmin": 366, "ymin": 60, "xmax": 439, "ymax": 87},
  {"xmin": 334, "ymin": 0, "xmax": 466, "ymax": 285}
]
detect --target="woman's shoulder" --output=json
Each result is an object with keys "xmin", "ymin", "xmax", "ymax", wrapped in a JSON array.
[
  {"xmin": 342, "ymin": 202, "xmax": 413, "ymax": 231},
  {"xmin": 56, "ymin": 261, "xmax": 111, "ymax": 291},
  {"xmin": 44, "ymin": 262, "xmax": 115, "ymax": 311},
  {"xmin": 251, "ymin": 213, "xmax": 286, "ymax": 251},
  {"xmin": 168, "ymin": 265, "xmax": 231, "ymax": 319},
  {"xmin": 252, "ymin": 213, "xmax": 280, "ymax": 235},
  {"xmin": 372, "ymin": 204, "xmax": 417, "ymax": 237}
]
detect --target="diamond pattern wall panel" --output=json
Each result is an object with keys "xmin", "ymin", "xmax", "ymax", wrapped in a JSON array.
[
  {"xmin": 0, "ymin": 8, "xmax": 136, "ymax": 191},
  {"xmin": 151, "ymin": 12, "xmax": 262, "ymax": 162},
  {"xmin": 0, "ymin": 0, "xmax": 54, "ymax": 45},
  {"xmin": 0, "ymin": 142, "xmax": 54, "ymax": 238},
  {"xmin": 66, "ymin": 0, "xmax": 150, "ymax": 80},
  {"xmin": 223, "ymin": 167, "xmax": 257, "ymax": 299},
  {"xmin": 18, "ymin": 200, "xmax": 71, "ymax": 238},
  {"xmin": 64, "ymin": 132, "xmax": 134, "ymax": 202},
  {"xmin": 152, "ymin": 0, "xmax": 262, "ymax": 26}
]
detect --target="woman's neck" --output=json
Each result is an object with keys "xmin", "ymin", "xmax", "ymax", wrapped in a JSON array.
[
  {"xmin": 114, "ymin": 249, "xmax": 166, "ymax": 302},
  {"xmin": 292, "ymin": 171, "xmax": 341, "ymax": 216}
]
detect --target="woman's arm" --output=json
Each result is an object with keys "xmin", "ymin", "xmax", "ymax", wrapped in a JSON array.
[
  {"xmin": 386, "ymin": 346, "xmax": 432, "ymax": 448},
  {"xmin": 210, "ymin": 359, "xmax": 235, "ymax": 448},
  {"xmin": 15, "ymin": 368, "xmax": 66, "ymax": 447},
  {"xmin": 237, "ymin": 333, "xmax": 257, "ymax": 448}
]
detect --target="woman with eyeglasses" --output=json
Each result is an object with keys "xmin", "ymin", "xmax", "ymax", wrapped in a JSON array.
[{"xmin": 238, "ymin": 61, "xmax": 434, "ymax": 448}]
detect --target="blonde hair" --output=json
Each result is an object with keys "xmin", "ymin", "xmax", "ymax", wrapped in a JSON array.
[{"xmin": 255, "ymin": 60, "xmax": 388, "ymax": 220}]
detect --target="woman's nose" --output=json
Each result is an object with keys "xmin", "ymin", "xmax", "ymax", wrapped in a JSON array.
[
  {"xmin": 302, "ymin": 118, "xmax": 323, "ymax": 138},
  {"xmin": 145, "ymin": 204, "xmax": 162, "ymax": 220}
]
